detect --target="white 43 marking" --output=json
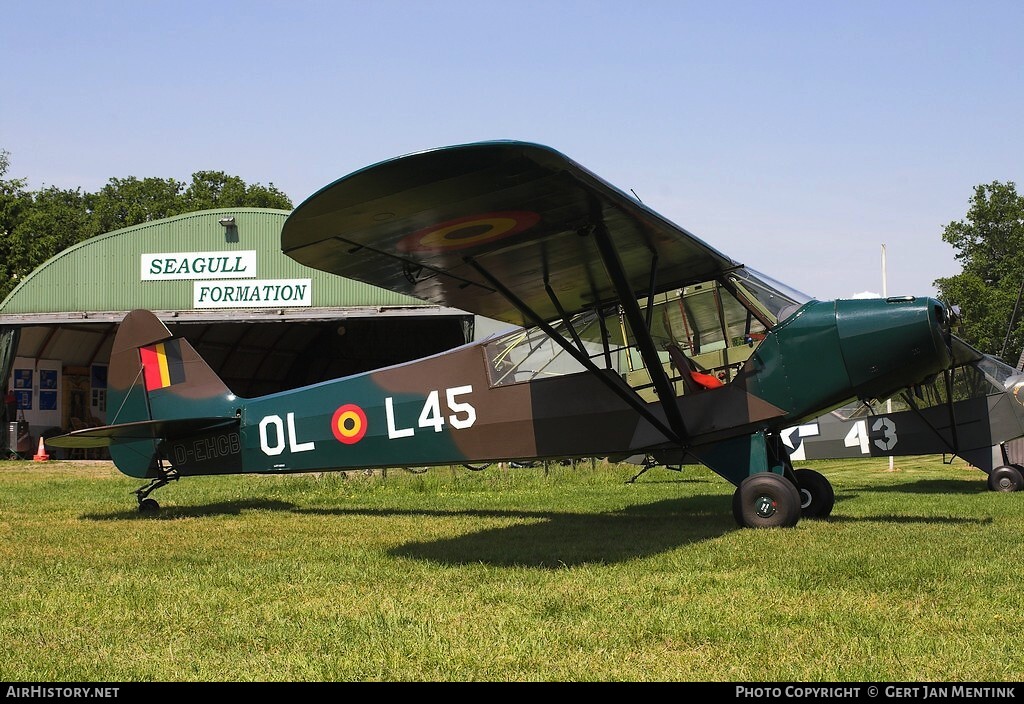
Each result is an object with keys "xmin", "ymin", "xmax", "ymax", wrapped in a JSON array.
[{"xmin": 843, "ymin": 417, "xmax": 898, "ymax": 454}]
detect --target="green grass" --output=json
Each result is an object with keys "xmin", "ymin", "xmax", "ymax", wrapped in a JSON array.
[{"xmin": 0, "ymin": 455, "xmax": 1020, "ymax": 682}]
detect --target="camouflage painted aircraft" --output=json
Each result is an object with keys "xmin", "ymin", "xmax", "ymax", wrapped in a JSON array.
[
  {"xmin": 47, "ymin": 141, "xmax": 959, "ymax": 528},
  {"xmin": 781, "ymin": 344, "xmax": 1024, "ymax": 492}
]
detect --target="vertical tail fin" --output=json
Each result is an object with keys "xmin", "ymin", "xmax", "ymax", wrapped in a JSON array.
[
  {"xmin": 109, "ymin": 309, "xmax": 235, "ymax": 425},
  {"xmin": 106, "ymin": 309, "xmax": 238, "ymax": 477}
]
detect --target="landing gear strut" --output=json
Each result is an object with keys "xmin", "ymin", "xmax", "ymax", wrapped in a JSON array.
[
  {"xmin": 626, "ymin": 455, "xmax": 660, "ymax": 483},
  {"xmin": 132, "ymin": 465, "xmax": 180, "ymax": 514}
]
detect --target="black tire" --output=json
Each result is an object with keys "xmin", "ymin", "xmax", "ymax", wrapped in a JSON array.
[
  {"xmin": 988, "ymin": 465, "xmax": 1024, "ymax": 492},
  {"xmin": 732, "ymin": 472, "xmax": 802, "ymax": 528},
  {"xmin": 793, "ymin": 467, "xmax": 835, "ymax": 519},
  {"xmin": 138, "ymin": 498, "xmax": 160, "ymax": 515},
  {"xmin": 463, "ymin": 463, "xmax": 491, "ymax": 472}
]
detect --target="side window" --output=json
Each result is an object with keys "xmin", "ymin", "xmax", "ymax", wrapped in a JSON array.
[
  {"xmin": 661, "ymin": 282, "xmax": 768, "ymax": 387},
  {"xmin": 618, "ymin": 282, "xmax": 770, "ymax": 399}
]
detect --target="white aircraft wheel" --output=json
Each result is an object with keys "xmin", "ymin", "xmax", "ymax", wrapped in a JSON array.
[
  {"xmin": 793, "ymin": 467, "xmax": 835, "ymax": 519},
  {"xmin": 732, "ymin": 472, "xmax": 801, "ymax": 528},
  {"xmin": 987, "ymin": 465, "xmax": 1024, "ymax": 492}
]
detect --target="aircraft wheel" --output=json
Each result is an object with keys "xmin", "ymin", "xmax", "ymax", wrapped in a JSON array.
[
  {"xmin": 138, "ymin": 498, "xmax": 160, "ymax": 515},
  {"xmin": 987, "ymin": 465, "xmax": 1024, "ymax": 492},
  {"xmin": 732, "ymin": 472, "xmax": 802, "ymax": 528},
  {"xmin": 793, "ymin": 467, "xmax": 835, "ymax": 519},
  {"xmin": 463, "ymin": 463, "xmax": 491, "ymax": 471}
]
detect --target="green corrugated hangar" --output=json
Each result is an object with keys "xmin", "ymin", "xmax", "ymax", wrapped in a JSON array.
[{"xmin": 0, "ymin": 208, "xmax": 479, "ymax": 457}]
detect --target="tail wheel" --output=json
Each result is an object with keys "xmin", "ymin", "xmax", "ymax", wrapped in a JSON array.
[
  {"xmin": 988, "ymin": 465, "xmax": 1024, "ymax": 492},
  {"xmin": 732, "ymin": 472, "xmax": 802, "ymax": 528},
  {"xmin": 793, "ymin": 467, "xmax": 835, "ymax": 519}
]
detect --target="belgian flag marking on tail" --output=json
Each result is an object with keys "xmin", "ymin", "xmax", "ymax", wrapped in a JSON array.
[{"xmin": 141, "ymin": 340, "xmax": 186, "ymax": 391}]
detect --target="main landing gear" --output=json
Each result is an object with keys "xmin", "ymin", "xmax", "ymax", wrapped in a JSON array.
[
  {"xmin": 132, "ymin": 465, "xmax": 180, "ymax": 515},
  {"xmin": 988, "ymin": 464, "xmax": 1024, "ymax": 492},
  {"xmin": 792, "ymin": 467, "xmax": 835, "ymax": 519},
  {"xmin": 731, "ymin": 468, "xmax": 835, "ymax": 528},
  {"xmin": 732, "ymin": 472, "xmax": 801, "ymax": 528}
]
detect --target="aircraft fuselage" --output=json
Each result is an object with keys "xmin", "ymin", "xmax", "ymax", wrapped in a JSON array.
[{"xmin": 111, "ymin": 296, "xmax": 953, "ymax": 486}]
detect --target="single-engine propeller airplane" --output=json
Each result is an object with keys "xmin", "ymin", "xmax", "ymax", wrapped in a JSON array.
[
  {"xmin": 48, "ymin": 140, "xmax": 959, "ymax": 528},
  {"xmin": 781, "ymin": 343, "xmax": 1024, "ymax": 492}
]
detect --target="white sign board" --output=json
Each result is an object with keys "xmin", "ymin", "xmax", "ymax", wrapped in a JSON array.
[
  {"xmin": 141, "ymin": 251, "xmax": 258, "ymax": 280},
  {"xmin": 193, "ymin": 279, "xmax": 313, "ymax": 308}
]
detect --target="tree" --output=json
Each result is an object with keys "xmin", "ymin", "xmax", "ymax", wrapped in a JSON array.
[
  {"xmin": 86, "ymin": 176, "xmax": 186, "ymax": 235},
  {"xmin": 6, "ymin": 186, "xmax": 91, "ymax": 286},
  {"xmin": 182, "ymin": 171, "xmax": 292, "ymax": 211},
  {"xmin": 0, "ymin": 151, "xmax": 34, "ymax": 298},
  {"xmin": 934, "ymin": 181, "xmax": 1024, "ymax": 364}
]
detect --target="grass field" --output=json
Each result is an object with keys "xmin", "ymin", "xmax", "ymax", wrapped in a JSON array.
[{"xmin": 0, "ymin": 454, "xmax": 1020, "ymax": 682}]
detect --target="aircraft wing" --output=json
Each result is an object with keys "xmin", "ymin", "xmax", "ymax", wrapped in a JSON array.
[
  {"xmin": 281, "ymin": 140, "xmax": 742, "ymax": 326},
  {"xmin": 46, "ymin": 418, "xmax": 239, "ymax": 448}
]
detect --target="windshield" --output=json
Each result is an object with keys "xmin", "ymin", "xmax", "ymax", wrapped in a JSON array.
[
  {"xmin": 976, "ymin": 353, "xmax": 1024, "ymax": 389},
  {"xmin": 728, "ymin": 268, "xmax": 813, "ymax": 322}
]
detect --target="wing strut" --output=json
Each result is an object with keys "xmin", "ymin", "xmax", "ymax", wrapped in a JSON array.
[
  {"xmin": 896, "ymin": 370, "xmax": 961, "ymax": 455},
  {"xmin": 596, "ymin": 304, "xmax": 614, "ymax": 369},
  {"xmin": 942, "ymin": 367, "xmax": 962, "ymax": 453},
  {"xmin": 644, "ymin": 252, "xmax": 659, "ymax": 331},
  {"xmin": 544, "ymin": 281, "xmax": 587, "ymax": 353},
  {"xmin": 464, "ymin": 257, "xmax": 683, "ymax": 445},
  {"xmin": 588, "ymin": 218, "xmax": 690, "ymax": 443}
]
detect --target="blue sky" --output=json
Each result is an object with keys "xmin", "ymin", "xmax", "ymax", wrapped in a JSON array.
[{"xmin": 4, "ymin": 1, "xmax": 1022, "ymax": 300}]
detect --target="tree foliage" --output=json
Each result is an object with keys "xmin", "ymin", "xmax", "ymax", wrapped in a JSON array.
[
  {"xmin": 0, "ymin": 152, "xmax": 293, "ymax": 302},
  {"xmin": 935, "ymin": 181, "xmax": 1024, "ymax": 364}
]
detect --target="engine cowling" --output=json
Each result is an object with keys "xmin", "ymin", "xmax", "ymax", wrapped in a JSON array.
[{"xmin": 748, "ymin": 296, "xmax": 953, "ymax": 425}]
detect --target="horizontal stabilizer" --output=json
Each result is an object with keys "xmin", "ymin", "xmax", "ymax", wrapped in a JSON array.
[{"xmin": 46, "ymin": 418, "xmax": 239, "ymax": 449}]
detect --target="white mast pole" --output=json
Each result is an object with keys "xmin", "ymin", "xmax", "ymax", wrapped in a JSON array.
[{"xmin": 882, "ymin": 244, "xmax": 894, "ymax": 472}]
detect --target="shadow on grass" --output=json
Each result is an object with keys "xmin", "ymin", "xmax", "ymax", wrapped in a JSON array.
[
  {"xmin": 845, "ymin": 478, "xmax": 989, "ymax": 495},
  {"xmin": 383, "ymin": 496, "xmax": 736, "ymax": 567},
  {"xmin": 301, "ymin": 495, "xmax": 992, "ymax": 567},
  {"xmin": 822, "ymin": 514, "xmax": 993, "ymax": 526},
  {"xmin": 80, "ymin": 491, "xmax": 994, "ymax": 567},
  {"xmin": 81, "ymin": 498, "xmax": 298, "ymax": 521},
  {"xmin": 625, "ymin": 476, "xmax": 716, "ymax": 486}
]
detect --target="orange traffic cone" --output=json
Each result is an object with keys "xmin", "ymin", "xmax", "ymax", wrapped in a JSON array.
[{"xmin": 33, "ymin": 436, "xmax": 49, "ymax": 462}]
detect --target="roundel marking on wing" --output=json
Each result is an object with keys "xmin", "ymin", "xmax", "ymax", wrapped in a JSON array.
[
  {"xmin": 397, "ymin": 211, "xmax": 540, "ymax": 253},
  {"xmin": 1013, "ymin": 381, "xmax": 1024, "ymax": 407},
  {"xmin": 332, "ymin": 403, "xmax": 368, "ymax": 444}
]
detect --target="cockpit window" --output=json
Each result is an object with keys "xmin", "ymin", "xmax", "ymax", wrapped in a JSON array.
[{"xmin": 484, "ymin": 268, "xmax": 789, "ymax": 398}]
